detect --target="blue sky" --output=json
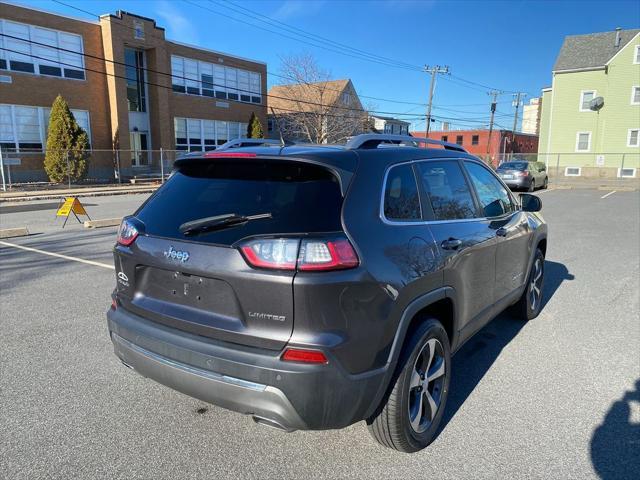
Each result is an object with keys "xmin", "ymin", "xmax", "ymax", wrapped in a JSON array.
[{"xmin": 11, "ymin": 0, "xmax": 640, "ymax": 131}]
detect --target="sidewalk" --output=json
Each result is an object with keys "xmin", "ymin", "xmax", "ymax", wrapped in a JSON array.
[{"xmin": 0, "ymin": 183, "xmax": 159, "ymax": 203}]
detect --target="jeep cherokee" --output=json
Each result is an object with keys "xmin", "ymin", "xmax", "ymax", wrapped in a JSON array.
[{"xmin": 107, "ymin": 134, "xmax": 547, "ymax": 453}]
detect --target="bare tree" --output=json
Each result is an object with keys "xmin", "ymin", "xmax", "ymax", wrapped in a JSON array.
[{"xmin": 271, "ymin": 54, "xmax": 368, "ymax": 144}]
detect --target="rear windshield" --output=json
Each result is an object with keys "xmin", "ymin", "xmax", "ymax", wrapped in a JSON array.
[
  {"xmin": 498, "ymin": 162, "xmax": 527, "ymax": 170},
  {"xmin": 136, "ymin": 159, "xmax": 343, "ymax": 245}
]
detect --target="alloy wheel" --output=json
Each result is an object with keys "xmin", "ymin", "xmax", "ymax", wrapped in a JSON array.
[
  {"xmin": 408, "ymin": 338, "xmax": 446, "ymax": 433},
  {"xmin": 529, "ymin": 258, "xmax": 543, "ymax": 310}
]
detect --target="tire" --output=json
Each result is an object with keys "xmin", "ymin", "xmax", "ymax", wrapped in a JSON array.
[
  {"xmin": 513, "ymin": 249, "xmax": 545, "ymax": 321},
  {"xmin": 367, "ymin": 319, "xmax": 451, "ymax": 453},
  {"xmin": 543, "ymin": 176, "xmax": 549, "ymax": 189},
  {"xmin": 528, "ymin": 179, "xmax": 535, "ymax": 192}
]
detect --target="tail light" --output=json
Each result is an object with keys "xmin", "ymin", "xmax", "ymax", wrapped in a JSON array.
[
  {"xmin": 240, "ymin": 238, "xmax": 299, "ymax": 270},
  {"xmin": 281, "ymin": 348, "xmax": 328, "ymax": 364},
  {"xmin": 117, "ymin": 219, "xmax": 139, "ymax": 246},
  {"xmin": 297, "ymin": 239, "xmax": 359, "ymax": 271},
  {"xmin": 239, "ymin": 236, "xmax": 359, "ymax": 272},
  {"xmin": 515, "ymin": 171, "xmax": 528, "ymax": 177}
]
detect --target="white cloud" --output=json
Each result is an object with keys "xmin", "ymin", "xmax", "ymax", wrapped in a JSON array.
[{"xmin": 155, "ymin": 0, "xmax": 199, "ymax": 45}]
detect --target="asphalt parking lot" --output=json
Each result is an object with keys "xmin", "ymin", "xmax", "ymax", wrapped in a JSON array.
[{"xmin": 1, "ymin": 188, "xmax": 638, "ymax": 479}]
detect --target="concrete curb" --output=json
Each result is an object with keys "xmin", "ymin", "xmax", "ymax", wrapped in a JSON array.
[
  {"xmin": 0, "ymin": 227, "xmax": 30, "ymax": 238},
  {"xmin": 0, "ymin": 186, "xmax": 158, "ymax": 203},
  {"xmin": 84, "ymin": 218, "xmax": 122, "ymax": 229}
]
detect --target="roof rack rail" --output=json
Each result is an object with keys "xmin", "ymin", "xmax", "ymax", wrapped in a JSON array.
[
  {"xmin": 216, "ymin": 138, "xmax": 293, "ymax": 150},
  {"xmin": 344, "ymin": 134, "xmax": 467, "ymax": 153}
]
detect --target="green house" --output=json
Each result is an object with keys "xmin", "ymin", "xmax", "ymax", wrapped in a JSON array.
[{"xmin": 539, "ymin": 29, "xmax": 640, "ymax": 179}]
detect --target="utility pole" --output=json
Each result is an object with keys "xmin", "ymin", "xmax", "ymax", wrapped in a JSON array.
[
  {"xmin": 424, "ymin": 65, "xmax": 450, "ymax": 136},
  {"xmin": 511, "ymin": 92, "xmax": 526, "ymax": 133},
  {"xmin": 486, "ymin": 90, "xmax": 502, "ymax": 156}
]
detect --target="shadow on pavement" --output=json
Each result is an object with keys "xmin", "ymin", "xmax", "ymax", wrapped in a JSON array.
[
  {"xmin": 591, "ymin": 379, "xmax": 640, "ymax": 479},
  {"xmin": 440, "ymin": 259, "xmax": 574, "ymax": 430}
]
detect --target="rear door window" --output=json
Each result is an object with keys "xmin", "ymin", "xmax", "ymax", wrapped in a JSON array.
[
  {"xmin": 464, "ymin": 161, "xmax": 515, "ymax": 218},
  {"xmin": 136, "ymin": 159, "xmax": 344, "ymax": 245},
  {"xmin": 416, "ymin": 160, "xmax": 477, "ymax": 221},
  {"xmin": 383, "ymin": 164, "xmax": 421, "ymax": 221}
]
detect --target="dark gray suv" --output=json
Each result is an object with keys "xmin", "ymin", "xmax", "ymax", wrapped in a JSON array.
[{"xmin": 107, "ymin": 134, "xmax": 547, "ymax": 453}]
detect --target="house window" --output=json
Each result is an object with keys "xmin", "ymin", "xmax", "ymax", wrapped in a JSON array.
[
  {"xmin": 471, "ymin": 134, "xmax": 479, "ymax": 145},
  {"xmin": 618, "ymin": 168, "xmax": 636, "ymax": 178},
  {"xmin": 441, "ymin": 135, "xmax": 448, "ymax": 142},
  {"xmin": 456, "ymin": 135, "xmax": 463, "ymax": 145},
  {"xmin": 0, "ymin": 19, "xmax": 85, "ymax": 79},
  {"xmin": 628, "ymin": 129, "xmax": 640, "ymax": 147},
  {"xmin": 0, "ymin": 103, "xmax": 90, "ymax": 151},
  {"xmin": 174, "ymin": 116, "xmax": 246, "ymax": 151},
  {"xmin": 341, "ymin": 93, "xmax": 352, "ymax": 105},
  {"xmin": 631, "ymin": 86, "xmax": 640, "ymax": 105},
  {"xmin": 580, "ymin": 91, "xmax": 596, "ymax": 111},
  {"xmin": 635, "ymin": 45, "xmax": 640, "ymax": 64},
  {"xmin": 565, "ymin": 167, "xmax": 581, "ymax": 177},
  {"xmin": 170, "ymin": 55, "xmax": 262, "ymax": 104},
  {"xmin": 575, "ymin": 132, "xmax": 591, "ymax": 152}
]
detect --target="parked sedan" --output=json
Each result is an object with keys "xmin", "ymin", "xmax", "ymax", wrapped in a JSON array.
[{"xmin": 497, "ymin": 161, "xmax": 548, "ymax": 191}]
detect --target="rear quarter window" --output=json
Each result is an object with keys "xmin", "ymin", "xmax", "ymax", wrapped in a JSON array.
[{"xmin": 383, "ymin": 164, "xmax": 421, "ymax": 221}]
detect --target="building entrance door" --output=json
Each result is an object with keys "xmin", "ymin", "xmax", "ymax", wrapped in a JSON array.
[{"xmin": 130, "ymin": 131, "xmax": 149, "ymax": 167}]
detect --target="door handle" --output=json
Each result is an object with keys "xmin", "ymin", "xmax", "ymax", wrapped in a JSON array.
[{"xmin": 441, "ymin": 238, "xmax": 462, "ymax": 250}]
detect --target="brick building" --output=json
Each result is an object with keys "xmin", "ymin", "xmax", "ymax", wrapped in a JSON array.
[
  {"xmin": 0, "ymin": 3, "xmax": 267, "ymax": 181},
  {"xmin": 413, "ymin": 129, "xmax": 539, "ymax": 165}
]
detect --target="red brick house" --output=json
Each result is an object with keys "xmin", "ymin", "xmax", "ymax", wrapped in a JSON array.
[{"xmin": 413, "ymin": 129, "xmax": 539, "ymax": 166}]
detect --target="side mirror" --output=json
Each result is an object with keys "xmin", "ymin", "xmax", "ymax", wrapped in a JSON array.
[{"xmin": 520, "ymin": 193, "xmax": 542, "ymax": 212}]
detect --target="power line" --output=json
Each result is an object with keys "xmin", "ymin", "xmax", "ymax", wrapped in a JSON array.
[
  {"xmin": 54, "ymin": 0, "xmax": 433, "ymax": 109},
  {"xmin": 0, "ymin": 34, "xmax": 426, "ymax": 118},
  {"xmin": 52, "ymin": 0, "xmax": 527, "ymax": 109},
  {"xmin": 210, "ymin": 0, "xmax": 422, "ymax": 71},
  {"xmin": 183, "ymin": 0, "xmax": 423, "ymax": 72}
]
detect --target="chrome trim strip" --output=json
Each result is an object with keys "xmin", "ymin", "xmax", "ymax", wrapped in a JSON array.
[{"xmin": 112, "ymin": 333, "xmax": 267, "ymax": 392}]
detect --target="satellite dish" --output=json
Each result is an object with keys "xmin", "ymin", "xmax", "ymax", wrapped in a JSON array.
[{"xmin": 589, "ymin": 96, "xmax": 604, "ymax": 111}]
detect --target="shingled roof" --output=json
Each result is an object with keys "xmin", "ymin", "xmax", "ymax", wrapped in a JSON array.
[
  {"xmin": 553, "ymin": 29, "xmax": 640, "ymax": 72},
  {"xmin": 268, "ymin": 79, "xmax": 363, "ymax": 113}
]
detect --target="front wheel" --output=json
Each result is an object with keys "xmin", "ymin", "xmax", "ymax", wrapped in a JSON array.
[
  {"xmin": 528, "ymin": 179, "xmax": 535, "ymax": 192},
  {"xmin": 513, "ymin": 249, "xmax": 545, "ymax": 320},
  {"xmin": 367, "ymin": 319, "xmax": 451, "ymax": 452},
  {"xmin": 543, "ymin": 177, "xmax": 549, "ymax": 189}
]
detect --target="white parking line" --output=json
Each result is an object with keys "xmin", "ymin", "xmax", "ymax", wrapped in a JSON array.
[
  {"xmin": 0, "ymin": 240, "xmax": 115, "ymax": 270},
  {"xmin": 600, "ymin": 190, "xmax": 617, "ymax": 199}
]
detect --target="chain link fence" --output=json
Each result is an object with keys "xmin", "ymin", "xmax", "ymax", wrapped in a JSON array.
[
  {"xmin": 0, "ymin": 148, "xmax": 186, "ymax": 190},
  {"xmin": 1, "ymin": 148, "xmax": 639, "ymax": 191}
]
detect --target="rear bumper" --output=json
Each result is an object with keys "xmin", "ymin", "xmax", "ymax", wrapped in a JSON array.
[
  {"xmin": 111, "ymin": 332, "xmax": 306, "ymax": 431},
  {"xmin": 107, "ymin": 306, "xmax": 387, "ymax": 431},
  {"xmin": 501, "ymin": 177, "xmax": 530, "ymax": 189}
]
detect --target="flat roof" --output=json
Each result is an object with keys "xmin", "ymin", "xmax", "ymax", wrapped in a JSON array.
[
  {"xmin": 168, "ymin": 40, "xmax": 267, "ymax": 66},
  {"xmin": 1, "ymin": 0, "xmax": 99, "ymax": 25}
]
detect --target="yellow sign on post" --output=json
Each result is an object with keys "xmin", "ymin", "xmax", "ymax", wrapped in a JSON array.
[{"xmin": 56, "ymin": 197, "xmax": 90, "ymax": 227}]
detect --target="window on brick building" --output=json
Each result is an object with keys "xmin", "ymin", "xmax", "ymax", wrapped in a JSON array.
[
  {"xmin": 456, "ymin": 135, "xmax": 463, "ymax": 145},
  {"xmin": 472, "ymin": 135, "xmax": 479, "ymax": 145}
]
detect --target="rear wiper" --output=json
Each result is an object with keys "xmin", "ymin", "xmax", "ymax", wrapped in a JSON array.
[{"xmin": 179, "ymin": 212, "xmax": 272, "ymax": 236}]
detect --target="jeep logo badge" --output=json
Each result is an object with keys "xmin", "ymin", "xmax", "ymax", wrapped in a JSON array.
[{"xmin": 164, "ymin": 246, "xmax": 190, "ymax": 262}]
